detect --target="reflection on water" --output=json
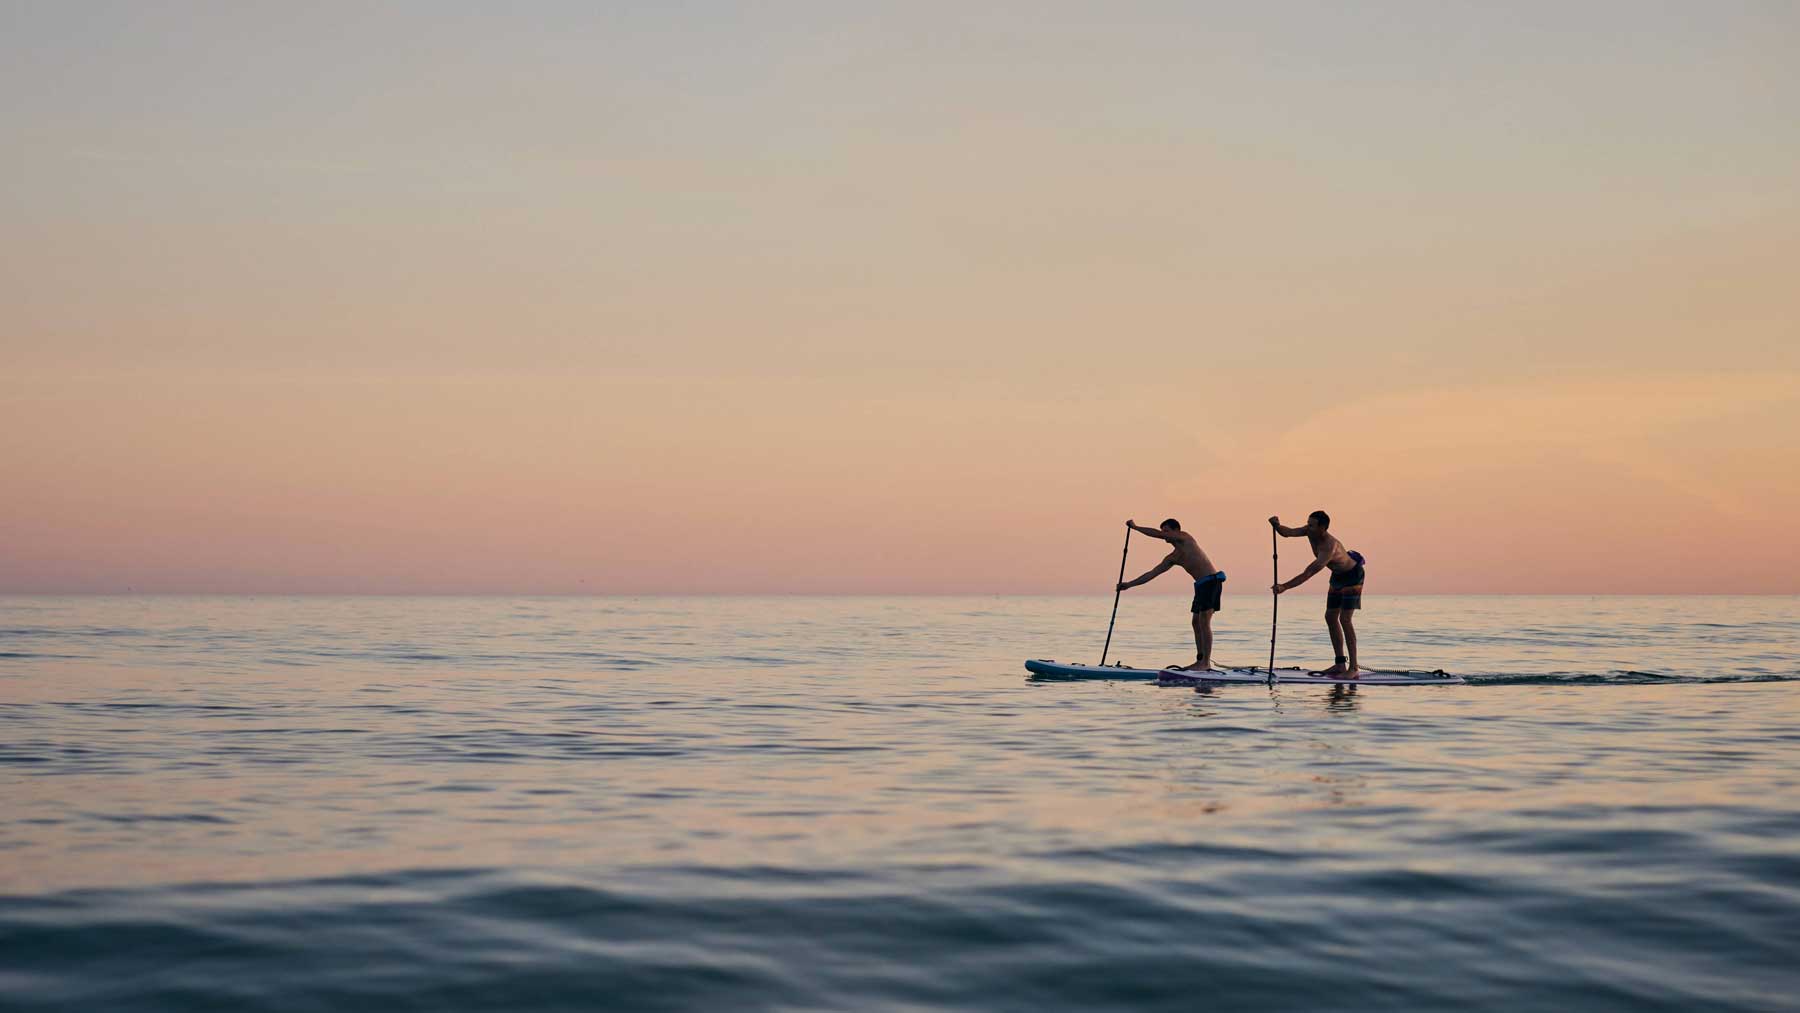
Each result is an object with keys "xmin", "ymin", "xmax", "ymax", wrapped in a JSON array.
[
  {"xmin": 1326, "ymin": 683, "xmax": 1360, "ymax": 711},
  {"xmin": 0, "ymin": 594, "xmax": 1796, "ymax": 1010}
]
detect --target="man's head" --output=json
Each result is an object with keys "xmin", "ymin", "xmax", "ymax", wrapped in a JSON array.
[
  {"xmin": 1160, "ymin": 518, "xmax": 1181, "ymax": 533},
  {"xmin": 1307, "ymin": 510, "xmax": 1330, "ymax": 534}
]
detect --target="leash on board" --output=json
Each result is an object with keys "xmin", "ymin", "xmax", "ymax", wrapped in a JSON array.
[
  {"xmin": 1099, "ymin": 523, "xmax": 1132, "ymax": 666},
  {"xmin": 1268, "ymin": 525, "xmax": 1279, "ymax": 685}
]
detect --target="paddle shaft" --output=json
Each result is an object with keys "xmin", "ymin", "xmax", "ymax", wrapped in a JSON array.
[
  {"xmin": 1099, "ymin": 525, "xmax": 1132, "ymax": 666},
  {"xmin": 1268, "ymin": 527, "xmax": 1279, "ymax": 676}
]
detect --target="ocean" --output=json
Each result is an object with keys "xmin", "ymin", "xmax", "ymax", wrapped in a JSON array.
[{"xmin": 2, "ymin": 593, "xmax": 1796, "ymax": 1011}]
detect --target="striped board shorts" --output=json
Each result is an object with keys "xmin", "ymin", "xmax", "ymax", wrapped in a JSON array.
[{"xmin": 1326, "ymin": 563, "xmax": 1364, "ymax": 612}]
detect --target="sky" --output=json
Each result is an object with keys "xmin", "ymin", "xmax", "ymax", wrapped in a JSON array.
[{"xmin": 3, "ymin": 1, "xmax": 1798, "ymax": 593}]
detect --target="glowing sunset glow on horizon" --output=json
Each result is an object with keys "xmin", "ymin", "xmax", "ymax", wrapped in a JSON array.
[{"xmin": 4, "ymin": 3, "xmax": 1797, "ymax": 593}]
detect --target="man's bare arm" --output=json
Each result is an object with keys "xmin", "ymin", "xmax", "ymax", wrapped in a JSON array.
[
  {"xmin": 1127, "ymin": 521, "xmax": 1172, "ymax": 541},
  {"xmin": 1273, "ymin": 557, "xmax": 1326, "ymax": 593},
  {"xmin": 1268, "ymin": 516, "xmax": 1309, "ymax": 537},
  {"xmin": 1119, "ymin": 554, "xmax": 1177, "ymax": 590}
]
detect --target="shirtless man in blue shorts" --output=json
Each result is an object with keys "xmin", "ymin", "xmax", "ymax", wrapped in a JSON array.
[
  {"xmin": 1116, "ymin": 519, "xmax": 1226, "ymax": 671},
  {"xmin": 1270, "ymin": 510, "xmax": 1367, "ymax": 676}
]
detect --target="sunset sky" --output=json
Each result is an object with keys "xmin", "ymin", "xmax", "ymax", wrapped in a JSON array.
[{"xmin": 4, "ymin": 2, "xmax": 1797, "ymax": 593}]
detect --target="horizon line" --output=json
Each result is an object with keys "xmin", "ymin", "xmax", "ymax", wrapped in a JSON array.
[{"xmin": 2, "ymin": 590, "xmax": 1796, "ymax": 598}]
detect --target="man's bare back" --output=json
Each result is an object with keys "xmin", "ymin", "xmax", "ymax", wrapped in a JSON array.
[
  {"xmin": 1163, "ymin": 529, "xmax": 1218, "ymax": 581},
  {"xmin": 1308, "ymin": 532, "xmax": 1355, "ymax": 573}
]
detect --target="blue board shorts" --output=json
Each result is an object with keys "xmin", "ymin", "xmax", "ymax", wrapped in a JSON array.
[
  {"xmin": 1327, "ymin": 552, "xmax": 1364, "ymax": 612},
  {"xmin": 1191, "ymin": 572, "xmax": 1226, "ymax": 613}
]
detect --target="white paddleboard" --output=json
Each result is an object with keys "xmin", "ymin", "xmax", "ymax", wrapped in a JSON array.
[{"xmin": 1024, "ymin": 659, "xmax": 1463, "ymax": 685}]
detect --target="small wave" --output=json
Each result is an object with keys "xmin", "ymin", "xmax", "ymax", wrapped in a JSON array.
[
  {"xmin": 252, "ymin": 647, "xmax": 660, "ymax": 670},
  {"xmin": 0, "ymin": 625, "xmax": 145, "ymax": 638},
  {"xmin": 82, "ymin": 812, "xmax": 234, "ymax": 826},
  {"xmin": 1461, "ymin": 671, "xmax": 1800, "ymax": 686}
]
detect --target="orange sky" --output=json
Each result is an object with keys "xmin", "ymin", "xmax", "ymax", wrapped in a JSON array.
[{"xmin": 4, "ymin": 4, "xmax": 1798, "ymax": 593}]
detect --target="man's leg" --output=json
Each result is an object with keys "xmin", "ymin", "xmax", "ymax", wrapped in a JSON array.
[
  {"xmin": 1323, "ymin": 609, "xmax": 1347, "ymax": 675},
  {"xmin": 1340, "ymin": 610, "xmax": 1358, "ymax": 674},
  {"xmin": 1186, "ymin": 609, "xmax": 1215, "ymax": 670}
]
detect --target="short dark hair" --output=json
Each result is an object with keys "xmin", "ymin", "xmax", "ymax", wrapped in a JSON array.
[
  {"xmin": 1308, "ymin": 510, "xmax": 1330, "ymax": 529},
  {"xmin": 1160, "ymin": 518, "xmax": 1181, "ymax": 531}
]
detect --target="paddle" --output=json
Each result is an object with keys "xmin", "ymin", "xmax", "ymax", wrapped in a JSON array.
[
  {"xmin": 1099, "ymin": 522, "xmax": 1132, "ymax": 666},
  {"xmin": 1267, "ymin": 525, "xmax": 1279, "ymax": 683}
]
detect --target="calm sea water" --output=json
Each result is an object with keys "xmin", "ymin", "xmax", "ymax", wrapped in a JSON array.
[{"xmin": 2, "ymin": 594, "xmax": 1797, "ymax": 1011}]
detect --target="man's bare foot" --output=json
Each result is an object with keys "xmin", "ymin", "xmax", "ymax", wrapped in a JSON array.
[
  {"xmin": 1179, "ymin": 661, "xmax": 1219, "ymax": 672},
  {"xmin": 1319, "ymin": 663, "xmax": 1350, "ymax": 677}
]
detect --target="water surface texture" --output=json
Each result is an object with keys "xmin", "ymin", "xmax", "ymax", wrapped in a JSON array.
[{"xmin": 2, "ymin": 595, "xmax": 1797, "ymax": 1011}]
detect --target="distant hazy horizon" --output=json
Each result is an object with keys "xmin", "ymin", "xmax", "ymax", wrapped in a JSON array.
[
  {"xmin": 6, "ymin": 3, "xmax": 1797, "ymax": 594},
  {"xmin": 3, "ymin": 591, "xmax": 1796, "ymax": 601}
]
